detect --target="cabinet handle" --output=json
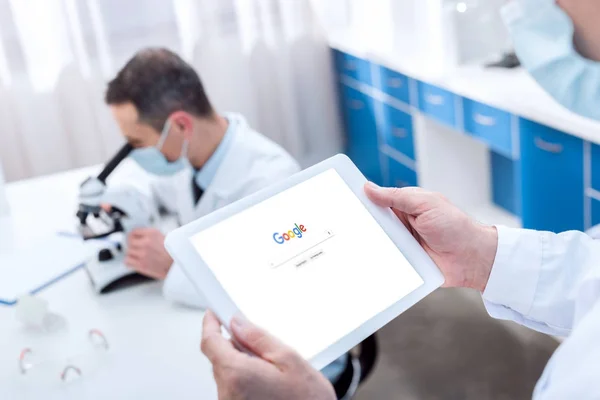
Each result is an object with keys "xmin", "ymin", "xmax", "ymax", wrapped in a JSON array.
[
  {"xmin": 473, "ymin": 113, "xmax": 496, "ymax": 127},
  {"xmin": 388, "ymin": 78, "xmax": 403, "ymax": 88},
  {"xmin": 347, "ymin": 99, "xmax": 364, "ymax": 110},
  {"xmin": 534, "ymin": 137, "xmax": 563, "ymax": 154},
  {"xmin": 425, "ymin": 94, "xmax": 445, "ymax": 106},
  {"xmin": 392, "ymin": 127, "xmax": 408, "ymax": 138},
  {"xmin": 345, "ymin": 60, "xmax": 357, "ymax": 71}
]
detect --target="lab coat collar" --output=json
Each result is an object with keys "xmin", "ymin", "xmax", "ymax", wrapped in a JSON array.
[
  {"xmin": 180, "ymin": 113, "xmax": 254, "ymax": 220},
  {"xmin": 199, "ymin": 114, "xmax": 250, "ymax": 200},
  {"xmin": 194, "ymin": 113, "xmax": 239, "ymax": 190}
]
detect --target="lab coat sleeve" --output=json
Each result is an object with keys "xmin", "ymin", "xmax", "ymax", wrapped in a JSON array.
[
  {"xmin": 162, "ymin": 262, "xmax": 209, "ymax": 309},
  {"xmin": 482, "ymin": 225, "xmax": 600, "ymax": 337}
]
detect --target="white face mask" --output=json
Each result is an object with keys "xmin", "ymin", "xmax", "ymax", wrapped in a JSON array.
[
  {"xmin": 502, "ymin": 0, "xmax": 600, "ymax": 121},
  {"xmin": 129, "ymin": 119, "xmax": 190, "ymax": 176}
]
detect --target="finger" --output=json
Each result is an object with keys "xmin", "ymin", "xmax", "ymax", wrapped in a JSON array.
[
  {"xmin": 201, "ymin": 311, "xmax": 238, "ymax": 365},
  {"xmin": 202, "ymin": 310, "xmax": 223, "ymax": 338},
  {"xmin": 364, "ymin": 182, "xmax": 439, "ymax": 216},
  {"xmin": 127, "ymin": 234, "xmax": 149, "ymax": 250},
  {"xmin": 124, "ymin": 255, "xmax": 161, "ymax": 279},
  {"xmin": 127, "ymin": 236, "xmax": 146, "ymax": 250},
  {"xmin": 124, "ymin": 255, "xmax": 142, "ymax": 271},
  {"xmin": 133, "ymin": 227, "xmax": 160, "ymax": 236},
  {"xmin": 404, "ymin": 214, "xmax": 424, "ymax": 244},
  {"xmin": 230, "ymin": 315, "xmax": 295, "ymax": 364},
  {"xmin": 126, "ymin": 248, "xmax": 144, "ymax": 260},
  {"xmin": 129, "ymin": 228, "xmax": 151, "ymax": 239},
  {"xmin": 392, "ymin": 208, "xmax": 412, "ymax": 230}
]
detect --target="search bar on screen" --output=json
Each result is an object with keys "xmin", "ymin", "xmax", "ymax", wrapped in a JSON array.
[{"xmin": 268, "ymin": 230, "xmax": 335, "ymax": 270}]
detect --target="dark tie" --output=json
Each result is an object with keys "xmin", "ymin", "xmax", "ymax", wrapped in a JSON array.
[{"xmin": 192, "ymin": 177, "xmax": 204, "ymax": 205}]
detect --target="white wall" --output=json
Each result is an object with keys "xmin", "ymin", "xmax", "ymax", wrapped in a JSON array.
[{"xmin": 0, "ymin": 161, "xmax": 9, "ymax": 216}]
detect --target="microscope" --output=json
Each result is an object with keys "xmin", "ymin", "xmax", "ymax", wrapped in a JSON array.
[{"xmin": 77, "ymin": 144, "xmax": 157, "ymax": 293}]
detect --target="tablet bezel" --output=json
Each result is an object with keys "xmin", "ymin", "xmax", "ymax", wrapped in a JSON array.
[{"xmin": 165, "ymin": 154, "xmax": 444, "ymax": 370}]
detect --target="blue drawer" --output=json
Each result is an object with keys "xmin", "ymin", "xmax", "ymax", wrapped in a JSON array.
[
  {"xmin": 490, "ymin": 151, "xmax": 519, "ymax": 216},
  {"xmin": 592, "ymin": 197, "xmax": 600, "ymax": 227},
  {"xmin": 590, "ymin": 143, "xmax": 600, "ymax": 191},
  {"xmin": 373, "ymin": 64, "xmax": 410, "ymax": 104},
  {"xmin": 341, "ymin": 85, "xmax": 383, "ymax": 185},
  {"xmin": 380, "ymin": 102, "xmax": 415, "ymax": 160},
  {"xmin": 520, "ymin": 118, "xmax": 584, "ymax": 232},
  {"xmin": 385, "ymin": 156, "xmax": 417, "ymax": 188},
  {"xmin": 417, "ymin": 82, "xmax": 457, "ymax": 128},
  {"xmin": 463, "ymin": 99, "xmax": 513, "ymax": 158},
  {"xmin": 333, "ymin": 50, "xmax": 372, "ymax": 85},
  {"xmin": 342, "ymin": 85, "xmax": 377, "ymax": 145}
]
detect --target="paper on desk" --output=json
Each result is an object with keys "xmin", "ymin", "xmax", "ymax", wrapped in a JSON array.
[{"xmin": 0, "ymin": 235, "xmax": 94, "ymax": 305}]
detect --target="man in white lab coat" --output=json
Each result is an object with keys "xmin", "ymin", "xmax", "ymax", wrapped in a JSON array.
[
  {"xmin": 104, "ymin": 48, "xmax": 300, "ymax": 308},
  {"xmin": 104, "ymin": 48, "xmax": 354, "ymax": 396},
  {"xmin": 200, "ymin": 0, "xmax": 600, "ymax": 399}
]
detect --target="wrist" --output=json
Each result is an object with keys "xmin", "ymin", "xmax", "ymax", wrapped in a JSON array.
[{"xmin": 466, "ymin": 224, "xmax": 498, "ymax": 292}]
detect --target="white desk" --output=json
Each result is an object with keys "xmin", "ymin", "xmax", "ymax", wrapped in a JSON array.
[{"xmin": 0, "ymin": 166, "xmax": 217, "ymax": 399}]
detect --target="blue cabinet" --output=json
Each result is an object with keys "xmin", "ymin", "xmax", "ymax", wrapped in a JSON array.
[
  {"xmin": 380, "ymin": 102, "xmax": 415, "ymax": 160},
  {"xmin": 417, "ymin": 82, "xmax": 458, "ymax": 128},
  {"xmin": 519, "ymin": 119, "xmax": 584, "ymax": 232},
  {"xmin": 385, "ymin": 155, "xmax": 417, "ymax": 188},
  {"xmin": 589, "ymin": 143, "xmax": 600, "ymax": 228},
  {"xmin": 373, "ymin": 64, "xmax": 410, "ymax": 104},
  {"xmin": 463, "ymin": 99, "xmax": 513, "ymax": 158},
  {"xmin": 332, "ymin": 48, "xmax": 591, "ymax": 233},
  {"xmin": 591, "ymin": 143, "xmax": 600, "ymax": 192},
  {"xmin": 340, "ymin": 85, "xmax": 383, "ymax": 185},
  {"xmin": 491, "ymin": 151, "xmax": 520, "ymax": 216},
  {"xmin": 592, "ymin": 198, "xmax": 600, "ymax": 227},
  {"xmin": 333, "ymin": 50, "xmax": 373, "ymax": 85}
]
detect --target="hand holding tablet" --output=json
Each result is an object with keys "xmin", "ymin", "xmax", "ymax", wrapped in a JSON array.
[
  {"xmin": 201, "ymin": 310, "xmax": 337, "ymax": 400},
  {"xmin": 166, "ymin": 154, "xmax": 500, "ymax": 398}
]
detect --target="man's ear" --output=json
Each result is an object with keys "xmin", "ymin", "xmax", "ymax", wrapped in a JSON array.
[{"xmin": 170, "ymin": 111, "xmax": 194, "ymax": 139}]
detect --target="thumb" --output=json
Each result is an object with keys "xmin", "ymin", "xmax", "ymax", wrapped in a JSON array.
[
  {"xmin": 230, "ymin": 315, "xmax": 290, "ymax": 360},
  {"xmin": 364, "ymin": 182, "xmax": 437, "ymax": 216}
]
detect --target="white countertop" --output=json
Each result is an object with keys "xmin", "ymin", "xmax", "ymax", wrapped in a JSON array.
[
  {"xmin": 329, "ymin": 33, "xmax": 600, "ymax": 145},
  {"xmin": 0, "ymin": 165, "xmax": 217, "ymax": 399}
]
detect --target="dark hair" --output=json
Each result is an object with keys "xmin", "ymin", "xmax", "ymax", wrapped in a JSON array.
[{"xmin": 105, "ymin": 48, "xmax": 214, "ymax": 131}]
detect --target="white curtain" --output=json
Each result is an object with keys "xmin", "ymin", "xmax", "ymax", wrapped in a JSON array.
[{"xmin": 0, "ymin": 0, "xmax": 343, "ymax": 182}]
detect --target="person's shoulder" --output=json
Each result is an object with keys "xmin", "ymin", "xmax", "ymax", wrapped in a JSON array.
[
  {"xmin": 229, "ymin": 144, "xmax": 299, "ymax": 198},
  {"xmin": 236, "ymin": 156, "xmax": 299, "ymax": 197},
  {"xmin": 231, "ymin": 122, "xmax": 300, "ymax": 173},
  {"xmin": 216, "ymin": 114, "xmax": 300, "ymax": 198},
  {"xmin": 237, "ymin": 128, "xmax": 292, "ymax": 158}
]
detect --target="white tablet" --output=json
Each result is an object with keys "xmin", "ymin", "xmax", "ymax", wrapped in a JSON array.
[{"xmin": 165, "ymin": 154, "xmax": 444, "ymax": 370}]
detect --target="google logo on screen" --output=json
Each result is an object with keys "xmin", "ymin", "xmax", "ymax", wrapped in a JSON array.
[{"xmin": 273, "ymin": 224, "xmax": 307, "ymax": 244}]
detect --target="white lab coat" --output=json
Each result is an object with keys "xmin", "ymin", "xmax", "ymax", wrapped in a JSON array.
[
  {"xmin": 482, "ymin": 226, "xmax": 600, "ymax": 398},
  {"xmin": 152, "ymin": 114, "xmax": 300, "ymax": 308}
]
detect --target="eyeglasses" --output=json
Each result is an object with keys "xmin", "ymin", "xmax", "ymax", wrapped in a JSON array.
[{"xmin": 18, "ymin": 329, "xmax": 110, "ymax": 387}]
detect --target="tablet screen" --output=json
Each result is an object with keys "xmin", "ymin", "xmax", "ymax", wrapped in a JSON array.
[{"xmin": 190, "ymin": 168, "xmax": 424, "ymax": 360}]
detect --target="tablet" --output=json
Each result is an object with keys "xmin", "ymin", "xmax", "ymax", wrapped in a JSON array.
[{"xmin": 165, "ymin": 154, "xmax": 444, "ymax": 370}]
